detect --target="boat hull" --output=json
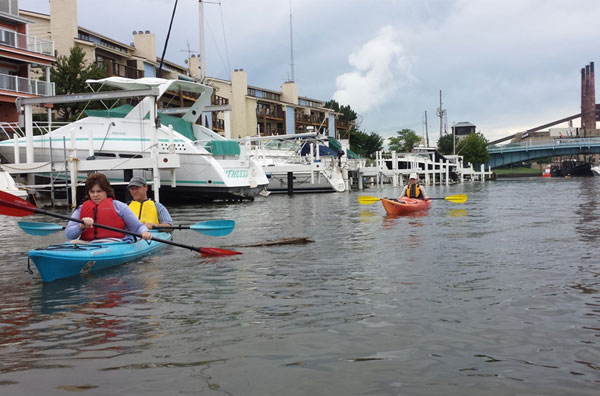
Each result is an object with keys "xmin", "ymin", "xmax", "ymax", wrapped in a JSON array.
[
  {"xmin": 28, "ymin": 231, "xmax": 171, "ymax": 282},
  {"xmin": 381, "ymin": 197, "xmax": 431, "ymax": 215}
]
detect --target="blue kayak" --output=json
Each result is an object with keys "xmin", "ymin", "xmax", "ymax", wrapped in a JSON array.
[{"xmin": 28, "ymin": 231, "xmax": 172, "ymax": 282}]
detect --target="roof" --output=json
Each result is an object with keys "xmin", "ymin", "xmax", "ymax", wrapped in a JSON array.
[{"xmin": 454, "ymin": 122, "xmax": 476, "ymax": 127}]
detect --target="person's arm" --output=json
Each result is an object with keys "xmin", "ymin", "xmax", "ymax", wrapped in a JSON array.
[
  {"xmin": 420, "ymin": 186, "xmax": 429, "ymax": 200},
  {"xmin": 65, "ymin": 207, "xmax": 84, "ymax": 240},
  {"xmin": 114, "ymin": 200, "xmax": 152, "ymax": 240},
  {"xmin": 398, "ymin": 186, "xmax": 407, "ymax": 199},
  {"xmin": 155, "ymin": 202, "xmax": 173, "ymax": 227}
]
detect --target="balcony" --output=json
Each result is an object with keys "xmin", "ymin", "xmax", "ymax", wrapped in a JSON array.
[
  {"xmin": 0, "ymin": 73, "xmax": 55, "ymax": 96},
  {"xmin": 257, "ymin": 107, "xmax": 284, "ymax": 119},
  {"xmin": 0, "ymin": 28, "xmax": 54, "ymax": 57},
  {"xmin": 96, "ymin": 60, "xmax": 144, "ymax": 79}
]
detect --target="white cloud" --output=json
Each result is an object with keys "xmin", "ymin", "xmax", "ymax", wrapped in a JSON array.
[{"xmin": 332, "ymin": 26, "xmax": 415, "ymax": 113}]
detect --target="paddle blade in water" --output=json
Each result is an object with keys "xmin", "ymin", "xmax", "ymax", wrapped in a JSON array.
[
  {"xmin": 190, "ymin": 220, "xmax": 235, "ymax": 236},
  {"xmin": 199, "ymin": 247, "xmax": 242, "ymax": 257},
  {"xmin": 0, "ymin": 191, "xmax": 36, "ymax": 217},
  {"xmin": 358, "ymin": 196, "xmax": 381, "ymax": 205},
  {"xmin": 18, "ymin": 221, "xmax": 63, "ymax": 236},
  {"xmin": 444, "ymin": 194, "xmax": 468, "ymax": 204}
]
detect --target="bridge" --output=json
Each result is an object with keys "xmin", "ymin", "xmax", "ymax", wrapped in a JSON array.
[{"xmin": 487, "ymin": 138, "xmax": 600, "ymax": 168}]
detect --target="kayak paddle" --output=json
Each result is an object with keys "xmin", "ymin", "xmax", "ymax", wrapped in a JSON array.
[
  {"xmin": 0, "ymin": 191, "xmax": 241, "ymax": 257},
  {"xmin": 153, "ymin": 220, "xmax": 235, "ymax": 236},
  {"xmin": 18, "ymin": 219, "xmax": 235, "ymax": 237},
  {"xmin": 358, "ymin": 193, "xmax": 468, "ymax": 205}
]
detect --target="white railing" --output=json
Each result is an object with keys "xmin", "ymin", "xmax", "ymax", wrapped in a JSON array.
[
  {"xmin": 0, "ymin": 27, "xmax": 54, "ymax": 56},
  {"xmin": 0, "ymin": 73, "xmax": 55, "ymax": 96}
]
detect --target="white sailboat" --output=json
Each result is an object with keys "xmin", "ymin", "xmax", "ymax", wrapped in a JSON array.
[{"xmin": 0, "ymin": 77, "xmax": 268, "ymax": 202}]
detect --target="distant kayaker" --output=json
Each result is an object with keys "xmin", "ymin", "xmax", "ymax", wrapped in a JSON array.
[
  {"xmin": 399, "ymin": 173, "xmax": 430, "ymax": 200},
  {"xmin": 65, "ymin": 173, "xmax": 153, "ymax": 241},
  {"xmin": 127, "ymin": 176, "xmax": 173, "ymax": 230}
]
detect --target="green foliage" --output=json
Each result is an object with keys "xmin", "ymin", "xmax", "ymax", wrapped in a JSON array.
[
  {"xmin": 437, "ymin": 133, "xmax": 457, "ymax": 155},
  {"xmin": 456, "ymin": 132, "xmax": 490, "ymax": 165},
  {"xmin": 388, "ymin": 129, "xmax": 421, "ymax": 152},
  {"xmin": 350, "ymin": 128, "xmax": 383, "ymax": 159},
  {"xmin": 51, "ymin": 46, "xmax": 107, "ymax": 121},
  {"xmin": 323, "ymin": 99, "xmax": 357, "ymax": 122}
]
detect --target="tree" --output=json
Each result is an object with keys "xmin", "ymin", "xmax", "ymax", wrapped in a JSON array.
[
  {"xmin": 51, "ymin": 46, "xmax": 106, "ymax": 121},
  {"xmin": 456, "ymin": 132, "xmax": 490, "ymax": 165},
  {"xmin": 388, "ymin": 129, "xmax": 421, "ymax": 152},
  {"xmin": 349, "ymin": 128, "xmax": 383, "ymax": 158},
  {"xmin": 437, "ymin": 133, "xmax": 457, "ymax": 155},
  {"xmin": 323, "ymin": 100, "xmax": 357, "ymax": 122}
]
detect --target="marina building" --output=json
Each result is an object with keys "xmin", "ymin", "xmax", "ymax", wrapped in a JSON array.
[
  {"xmin": 0, "ymin": 0, "xmax": 54, "ymax": 122},
  {"xmin": 17, "ymin": 0, "xmax": 350, "ymax": 141}
]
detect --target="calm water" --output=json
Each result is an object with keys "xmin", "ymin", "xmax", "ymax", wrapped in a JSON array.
[{"xmin": 1, "ymin": 178, "xmax": 599, "ymax": 395}]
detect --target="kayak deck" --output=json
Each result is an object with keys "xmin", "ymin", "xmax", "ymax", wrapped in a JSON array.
[
  {"xmin": 381, "ymin": 197, "xmax": 431, "ymax": 216},
  {"xmin": 28, "ymin": 231, "xmax": 171, "ymax": 282}
]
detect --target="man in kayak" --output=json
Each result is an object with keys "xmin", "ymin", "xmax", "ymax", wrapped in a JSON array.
[
  {"xmin": 127, "ymin": 176, "xmax": 173, "ymax": 230},
  {"xmin": 399, "ymin": 173, "xmax": 430, "ymax": 200},
  {"xmin": 65, "ymin": 173, "xmax": 152, "ymax": 242}
]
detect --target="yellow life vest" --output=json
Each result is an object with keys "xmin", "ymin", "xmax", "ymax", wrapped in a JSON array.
[
  {"xmin": 129, "ymin": 199, "xmax": 159, "ymax": 224},
  {"xmin": 405, "ymin": 183, "xmax": 423, "ymax": 199}
]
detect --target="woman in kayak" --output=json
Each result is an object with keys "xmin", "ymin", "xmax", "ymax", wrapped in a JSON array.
[
  {"xmin": 399, "ymin": 173, "xmax": 430, "ymax": 200},
  {"xmin": 65, "ymin": 173, "xmax": 153, "ymax": 242}
]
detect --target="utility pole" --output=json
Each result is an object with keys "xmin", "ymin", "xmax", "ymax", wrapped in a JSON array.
[
  {"xmin": 436, "ymin": 90, "xmax": 446, "ymax": 142},
  {"xmin": 452, "ymin": 121, "xmax": 456, "ymax": 155}
]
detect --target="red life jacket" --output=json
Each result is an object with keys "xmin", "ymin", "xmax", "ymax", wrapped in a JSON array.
[{"xmin": 80, "ymin": 198, "xmax": 126, "ymax": 240}]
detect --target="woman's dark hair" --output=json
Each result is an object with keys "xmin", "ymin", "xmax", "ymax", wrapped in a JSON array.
[{"xmin": 84, "ymin": 173, "xmax": 115, "ymax": 198}]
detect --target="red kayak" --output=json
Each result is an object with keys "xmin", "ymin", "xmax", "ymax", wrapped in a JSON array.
[{"xmin": 381, "ymin": 197, "xmax": 431, "ymax": 216}]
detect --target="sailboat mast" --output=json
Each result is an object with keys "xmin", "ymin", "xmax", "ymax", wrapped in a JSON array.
[
  {"xmin": 198, "ymin": 0, "xmax": 207, "ymax": 83},
  {"xmin": 289, "ymin": 0, "xmax": 295, "ymax": 82}
]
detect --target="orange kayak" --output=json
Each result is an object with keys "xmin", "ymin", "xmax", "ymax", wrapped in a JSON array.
[{"xmin": 381, "ymin": 197, "xmax": 431, "ymax": 215}]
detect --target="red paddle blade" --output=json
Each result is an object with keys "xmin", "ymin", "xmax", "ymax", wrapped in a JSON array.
[
  {"xmin": 0, "ymin": 190, "xmax": 36, "ymax": 217},
  {"xmin": 199, "ymin": 247, "xmax": 242, "ymax": 257}
]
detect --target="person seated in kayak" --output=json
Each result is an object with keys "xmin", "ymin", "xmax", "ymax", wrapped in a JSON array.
[
  {"xmin": 399, "ymin": 173, "xmax": 430, "ymax": 200},
  {"xmin": 126, "ymin": 176, "xmax": 173, "ymax": 230},
  {"xmin": 65, "ymin": 173, "xmax": 152, "ymax": 242}
]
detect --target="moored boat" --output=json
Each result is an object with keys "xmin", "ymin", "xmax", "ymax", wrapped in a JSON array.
[
  {"xmin": 28, "ymin": 230, "xmax": 171, "ymax": 282},
  {"xmin": 381, "ymin": 197, "xmax": 431, "ymax": 216}
]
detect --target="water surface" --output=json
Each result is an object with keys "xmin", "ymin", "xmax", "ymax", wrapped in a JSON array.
[{"xmin": 1, "ymin": 178, "xmax": 599, "ymax": 395}]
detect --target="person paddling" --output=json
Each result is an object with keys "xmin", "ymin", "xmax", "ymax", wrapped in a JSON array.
[
  {"xmin": 127, "ymin": 176, "xmax": 173, "ymax": 230},
  {"xmin": 65, "ymin": 173, "xmax": 152, "ymax": 242},
  {"xmin": 399, "ymin": 173, "xmax": 430, "ymax": 200}
]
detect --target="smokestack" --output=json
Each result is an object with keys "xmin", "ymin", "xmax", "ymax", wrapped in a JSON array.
[
  {"xmin": 590, "ymin": 62, "xmax": 596, "ymax": 132},
  {"xmin": 581, "ymin": 63, "xmax": 597, "ymax": 135}
]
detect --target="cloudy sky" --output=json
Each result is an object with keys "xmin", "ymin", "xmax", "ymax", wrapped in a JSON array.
[{"xmin": 20, "ymin": 0, "xmax": 600, "ymax": 142}]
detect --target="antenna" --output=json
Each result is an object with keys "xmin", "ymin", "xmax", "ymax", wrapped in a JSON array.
[
  {"xmin": 423, "ymin": 110, "xmax": 429, "ymax": 147},
  {"xmin": 289, "ymin": 0, "xmax": 295, "ymax": 82},
  {"xmin": 198, "ymin": 0, "xmax": 207, "ymax": 83}
]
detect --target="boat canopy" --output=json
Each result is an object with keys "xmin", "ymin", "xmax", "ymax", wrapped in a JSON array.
[
  {"xmin": 85, "ymin": 104, "xmax": 196, "ymax": 141},
  {"xmin": 86, "ymin": 77, "xmax": 211, "ymax": 97}
]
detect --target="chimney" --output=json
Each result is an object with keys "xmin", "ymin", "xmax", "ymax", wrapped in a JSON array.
[{"xmin": 581, "ymin": 63, "xmax": 597, "ymax": 135}]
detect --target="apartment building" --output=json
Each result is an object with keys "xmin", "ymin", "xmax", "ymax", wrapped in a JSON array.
[
  {"xmin": 206, "ymin": 68, "xmax": 350, "ymax": 139},
  {"xmin": 20, "ymin": 0, "xmax": 351, "ymax": 140},
  {"xmin": 0, "ymin": 0, "xmax": 54, "ymax": 122}
]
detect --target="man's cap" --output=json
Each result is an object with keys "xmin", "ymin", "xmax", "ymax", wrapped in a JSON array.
[
  {"xmin": 127, "ymin": 176, "xmax": 147, "ymax": 189},
  {"xmin": 409, "ymin": 173, "xmax": 418, "ymax": 180}
]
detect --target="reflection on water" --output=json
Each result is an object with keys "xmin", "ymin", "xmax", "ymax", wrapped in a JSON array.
[{"xmin": 1, "ymin": 179, "xmax": 600, "ymax": 395}]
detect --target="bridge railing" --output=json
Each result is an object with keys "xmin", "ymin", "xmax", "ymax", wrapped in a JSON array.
[{"xmin": 489, "ymin": 137, "xmax": 600, "ymax": 153}]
